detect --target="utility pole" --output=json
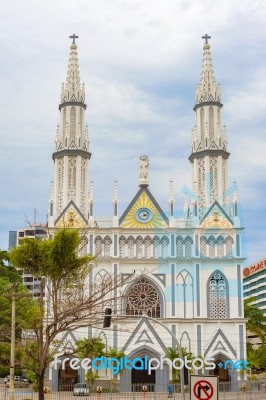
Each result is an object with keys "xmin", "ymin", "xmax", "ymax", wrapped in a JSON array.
[{"xmin": 9, "ymin": 283, "xmax": 18, "ymax": 400}]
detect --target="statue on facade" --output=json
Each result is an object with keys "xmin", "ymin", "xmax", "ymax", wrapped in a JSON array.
[{"xmin": 139, "ymin": 155, "xmax": 149, "ymax": 187}]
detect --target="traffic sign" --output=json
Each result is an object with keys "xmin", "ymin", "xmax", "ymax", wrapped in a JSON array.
[{"xmin": 190, "ymin": 376, "xmax": 218, "ymax": 400}]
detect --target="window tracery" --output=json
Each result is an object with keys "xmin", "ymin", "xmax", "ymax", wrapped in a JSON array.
[
  {"xmin": 144, "ymin": 236, "xmax": 152, "ymax": 258},
  {"xmin": 161, "ymin": 236, "xmax": 169, "ymax": 258},
  {"xmin": 95, "ymin": 236, "xmax": 103, "ymax": 257},
  {"xmin": 208, "ymin": 271, "xmax": 228, "ymax": 319},
  {"xmin": 184, "ymin": 236, "xmax": 193, "ymax": 258},
  {"xmin": 153, "ymin": 236, "xmax": 160, "ymax": 258},
  {"xmin": 103, "ymin": 236, "xmax": 112, "ymax": 258},
  {"xmin": 127, "ymin": 236, "xmax": 135, "ymax": 258},
  {"xmin": 176, "ymin": 236, "xmax": 183, "ymax": 258},
  {"xmin": 225, "ymin": 236, "xmax": 234, "ymax": 258},
  {"xmin": 208, "ymin": 236, "xmax": 216, "ymax": 258},
  {"xmin": 200, "ymin": 236, "xmax": 207, "ymax": 257},
  {"xmin": 136, "ymin": 236, "xmax": 144, "ymax": 258},
  {"xmin": 126, "ymin": 279, "xmax": 161, "ymax": 318},
  {"xmin": 217, "ymin": 236, "xmax": 224, "ymax": 258},
  {"xmin": 119, "ymin": 235, "xmax": 126, "ymax": 258}
]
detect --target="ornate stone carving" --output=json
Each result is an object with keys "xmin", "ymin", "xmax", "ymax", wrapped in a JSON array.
[{"xmin": 139, "ymin": 155, "xmax": 149, "ymax": 187}]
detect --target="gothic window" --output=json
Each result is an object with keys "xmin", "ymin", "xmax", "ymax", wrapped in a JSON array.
[
  {"xmin": 200, "ymin": 108, "xmax": 205, "ymax": 144},
  {"xmin": 176, "ymin": 236, "xmax": 183, "ymax": 258},
  {"xmin": 200, "ymin": 236, "xmax": 207, "ymax": 257},
  {"xmin": 222, "ymin": 159, "xmax": 226, "ymax": 200},
  {"xmin": 63, "ymin": 108, "xmax": 67, "ymax": 137},
  {"xmin": 144, "ymin": 236, "xmax": 152, "ymax": 258},
  {"xmin": 127, "ymin": 236, "xmax": 135, "ymax": 258},
  {"xmin": 198, "ymin": 158, "xmax": 205, "ymax": 215},
  {"xmin": 209, "ymin": 106, "xmax": 214, "ymax": 143},
  {"xmin": 176, "ymin": 270, "xmax": 194, "ymax": 318},
  {"xmin": 210, "ymin": 157, "xmax": 218, "ymax": 202},
  {"xmin": 50, "ymin": 202, "xmax": 53, "ymax": 217},
  {"xmin": 161, "ymin": 236, "xmax": 169, "ymax": 258},
  {"xmin": 208, "ymin": 271, "xmax": 228, "ymax": 319},
  {"xmin": 184, "ymin": 236, "xmax": 193, "ymax": 258},
  {"xmin": 57, "ymin": 158, "xmax": 64, "ymax": 214},
  {"xmin": 217, "ymin": 236, "xmax": 225, "ymax": 258},
  {"xmin": 136, "ymin": 236, "xmax": 144, "ymax": 258},
  {"xmin": 80, "ymin": 158, "xmax": 86, "ymax": 213},
  {"xmin": 103, "ymin": 236, "xmax": 112, "ymax": 258},
  {"xmin": 180, "ymin": 331, "xmax": 191, "ymax": 352},
  {"xmin": 208, "ymin": 236, "xmax": 216, "ymax": 258},
  {"xmin": 70, "ymin": 106, "xmax": 76, "ymax": 144},
  {"xmin": 68, "ymin": 157, "xmax": 76, "ymax": 201},
  {"xmin": 79, "ymin": 235, "xmax": 88, "ymax": 256},
  {"xmin": 225, "ymin": 236, "xmax": 234, "ymax": 258},
  {"xmin": 153, "ymin": 236, "xmax": 160, "ymax": 258},
  {"xmin": 126, "ymin": 278, "xmax": 161, "ymax": 318},
  {"xmin": 95, "ymin": 269, "xmax": 111, "ymax": 311},
  {"xmin": 95, "ymin": 236, "xmax": 103, "ymax": 257},
  {"xmin": 80, "ymin": 108, "xmax": 83, "ymax": 130},
  {"xmin": 119, "ymin": 235, "xmax": 126, "ymax": 258}
]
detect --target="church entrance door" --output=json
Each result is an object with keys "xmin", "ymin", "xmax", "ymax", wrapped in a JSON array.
[{"xmin": 131, "ymin": 359, "xmax": 156, "ymax": 392}]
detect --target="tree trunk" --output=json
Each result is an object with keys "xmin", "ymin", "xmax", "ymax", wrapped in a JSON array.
[{"xmin": 38, "ymin": 368, "xmax": 45, "ymax": 400}]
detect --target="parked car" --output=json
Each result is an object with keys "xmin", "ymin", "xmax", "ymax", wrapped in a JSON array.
[
  {"xmin": 5, "ymin": 379, "xmax": 29, "ymax": 388},
  {"xmin": 73, "ymin": 383, "xmax": 89, "ymax": 396}
]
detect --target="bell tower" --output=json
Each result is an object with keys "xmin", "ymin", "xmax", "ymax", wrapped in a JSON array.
[
  {"xmin": 189, "ymin": 35, "xmax": 230, "ymax": 218},
  {"xmin": 48, "ymin": 35, "xmax": 91, "ymax": 227}
]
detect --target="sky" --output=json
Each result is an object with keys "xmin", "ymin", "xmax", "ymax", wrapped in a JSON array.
[{"xmin": 0, "ymin": 0, "xmax": 266, "ymax": 265}]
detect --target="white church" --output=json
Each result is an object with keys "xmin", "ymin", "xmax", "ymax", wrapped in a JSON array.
[{"xmin": 42, "ymin": 34, "xmax": 247, "ymax": 390}]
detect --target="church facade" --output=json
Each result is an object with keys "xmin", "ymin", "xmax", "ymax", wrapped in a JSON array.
[{"xmin": 46, "ymin": 35, "xmax": 246, "ymax": 390}]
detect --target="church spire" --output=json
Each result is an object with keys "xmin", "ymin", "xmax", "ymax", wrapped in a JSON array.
[
  {"xmin": 189, "ymin": 35, "xmax": 230, "ymax": 217},
  {"xmin": 49, "ymin": 36, "xmax": 91, "ymax": 227},
  {"xmin": 195, "ymin": 34, "xmax": 221, "ymax": 105},
  {"xmin": 61, "ymin": 34, "xmax": 85, "ymax": 104}
]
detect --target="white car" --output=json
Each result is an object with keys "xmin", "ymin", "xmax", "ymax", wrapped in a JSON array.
[{"xmin": 73, "ymin": 383, "xmax": 89, "ymax": 396}]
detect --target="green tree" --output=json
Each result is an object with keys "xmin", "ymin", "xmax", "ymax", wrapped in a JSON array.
[
  {"xmin": 244, "ymin": 297, "xmax": 266, "ymax": 343},
  {"xmin": 10, "ymin": 228, "xmax": 128, "ymax": 400}
]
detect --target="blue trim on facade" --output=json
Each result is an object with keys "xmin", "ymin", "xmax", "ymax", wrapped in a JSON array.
[
  {"xmin": 114, "ymin": 234, "xmax": 118, "ymax": 256},
  {"xmin": 89, "ymin": 234, "xmax": 93, "ymax": 254},
  {"xmin": 236, "ymin": 234, "xmax": 240, "ymax": 257},
  {"xmin": 171, "ymin": 264, "xmax": 175, "ymax": 316},
  {"xmin": 197, "ymin": 325, "xmax": 201, "ymax": 356},
  {"xmin": 195, "ymin": 235, "xmax": 199, "ymax": 257},
  {"xmin": 171, "ymin": 325, "xmax": 176, "ymax": 348},
  {"xmin": 171, "ymin": 234, "xmax": 175, "ymax": 257},
  {"xmin": 114, "ymin": 264, "xmax": 118, "ymax": 313},
  {"xmin": 237, "ymin": 264, "xmax": 242, "ymax": 317},
  {"xmin": 196, "ymin": 264, "xmax": 200, "ymax": 316},
  {"xmin": 113, "ymin": 325, "xmax": 118, "ymax": 349}
]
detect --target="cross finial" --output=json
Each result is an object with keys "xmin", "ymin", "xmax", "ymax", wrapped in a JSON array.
[
  {"xmin": 69, "ymin": 33, "xmax": 79, "ymax": 45},
  {"xmin": 202, "ymin": 34, "xmax": 211, "ymax": 45}
]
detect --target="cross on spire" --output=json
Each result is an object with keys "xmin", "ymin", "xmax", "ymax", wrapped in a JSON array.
[
  {"xmin": 69, "ymin": 33, "xmax": 79, "ymax": 44},
  {"xmin": 202, "ymin": 34, "xmax": 211, "ymax": 45}
]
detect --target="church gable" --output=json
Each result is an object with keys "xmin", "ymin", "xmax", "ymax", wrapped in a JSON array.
[
  {"xmin": 119, "ymin": 187, "xmax": 168, "ymax": 229},
  {"xmin": 200, "ymin": 201, "xmax": 233, "ymax": 229},
  {"xmin": 204, "ymin": 328, "xmax": 237, "ymax": 359},
  {"xmin": 55, "ymin": 200, "xmax": 88, "ymax": 228},
  {"xmin": 122, "ymin": 318, "xmax": 167, "ymax": 353}
]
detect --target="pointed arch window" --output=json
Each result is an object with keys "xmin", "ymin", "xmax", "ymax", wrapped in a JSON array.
[
  {"xmin": 176, "ymin": 270, "xmax": 194, "ymax": 318},
  {"xmin": 144, "ymin": 236, "xmax": 152, "ymax": 258},
  {"xmin": 126, "ymin": 278, "xmax": 161, "ymax": 318},
  {"xmin": 136, "ymin": 236, "xmax": 144, "ymax": 258},
  {"xmin": 103, "ymin": 236, "xmax": 112, "ymax": 258},
  {"xmin": 208, "ymin": 236, "xmax": 216, "ymax": 258},
  {"xmin": 184, "ymin": 236, "xmax": 193, "ymax": 258},
  {"xmin": 217, "ymin": 236, "xmax": 225, "ymax": 258},
  {"xmin": 200, "ymin": 108, "xmax": 205, "ymax": 144},
  {"xmin": 208, "ymin": 271, "xmax": 229, "ymax": 319},
  {"xmin": 225, "ymin": 236, "xmax": 234, "ymax": 258},
  {"xmin": 153, "ymin": 236, "xmax": 160, "ymax": 258},
  {"xmin": 119, "ymin": 235, "xmax": 126, "ymax": 258},
  {"xmin": 161, "ymin": 236, "xmax": 169, "ymax": 258},
  {"xmin": 95, "ymin": 236, "xmax": 103, "ymax": 257},
  {"xmin": 70, "ymin": 106, "xmax": 76, "ymax": 143},
  {"xmin": 127, "ymin": 236, "xmax": 135, "ymax": 258},
  {"xmin": 200, "ymin": 236, "xmax": 207, "ymax": 257},
  {"xmin": 176, "ymin": 236, "xmax": 183, "ymax": 258},
  {"xmin": 209, "ymin": 106, "xmax": 214, "ymax": 143}
]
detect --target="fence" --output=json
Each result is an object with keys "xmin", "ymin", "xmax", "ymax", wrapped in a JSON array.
[{"xmin": 1, "ymin": 381, "xmax": 266, "ymax": 400}]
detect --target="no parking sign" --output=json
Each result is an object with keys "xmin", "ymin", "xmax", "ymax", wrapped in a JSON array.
[{"xmin": 190, "ymin": 376, "xmax": 218, "ymax": 400}]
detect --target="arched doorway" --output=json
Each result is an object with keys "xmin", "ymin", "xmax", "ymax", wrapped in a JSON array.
[
  {"xmin": 120, "ymin": 345, "xmax": 169, "ymax": 393},
  {"xmin": 131, "ymin": 358, "xmax": 156, "ymax": 392},
  {"xmin": 58, "ymin": 360, "xmax": 78, "ymax": 391}
]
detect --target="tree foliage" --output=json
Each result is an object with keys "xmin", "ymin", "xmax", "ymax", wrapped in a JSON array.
[
  {"xmin": 10, "ymin": 228, "xmax": 131, "ymax": 400},
  {"xmin": 244, "ymin": 297, "xmax": 266, "ymax": 343}
]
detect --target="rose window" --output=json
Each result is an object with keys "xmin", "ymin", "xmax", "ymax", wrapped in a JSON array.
[{"xmin": 126, "ymin": 279, "xmax": 161, "ymax": 318}]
